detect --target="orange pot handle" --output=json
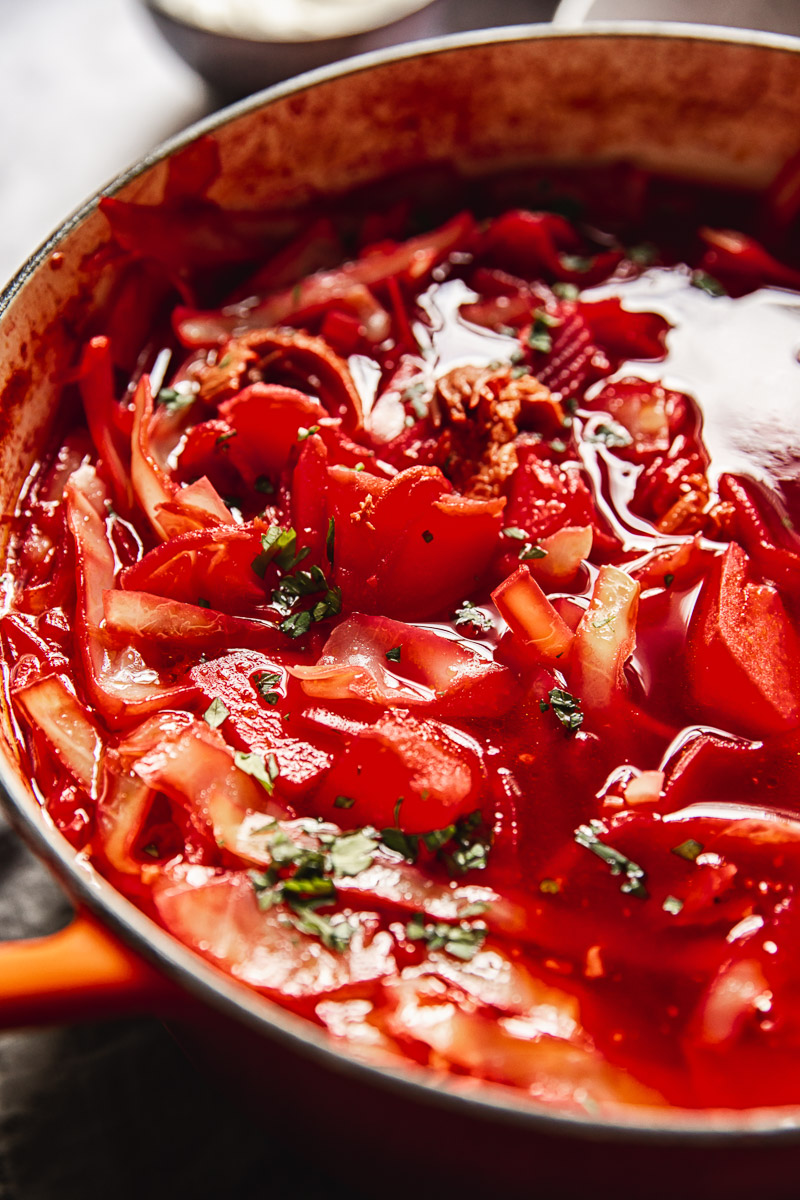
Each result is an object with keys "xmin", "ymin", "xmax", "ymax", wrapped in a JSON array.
[{"xmin": 0, "ymin": 912, "xmax": 178, "ymax": 1029}]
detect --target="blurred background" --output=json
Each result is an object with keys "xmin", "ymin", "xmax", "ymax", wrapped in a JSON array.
[{"xmin": 1, "ymin": 1, "xmax": 800, "ymax": 1197}]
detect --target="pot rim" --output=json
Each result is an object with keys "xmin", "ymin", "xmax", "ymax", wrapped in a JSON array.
[{"xmin": 4, "ymin": 19, "xmax": 800, "ymax": 1144}]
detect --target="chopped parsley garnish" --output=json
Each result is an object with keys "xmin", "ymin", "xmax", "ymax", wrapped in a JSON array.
[
  {"xmin": 156, "ymin": 386, "xmax": 196, "ymax": 414},
  {"xmin": 380, "ymin": 827, "xmax": 419, "ymax": 862},
  {"xmin": 519, "ymin": 543, "xmax": 547, "ymax": 561},
  {"xmin": 541, "ymin": 687, "xmax": 584, "ymax": 732},
  {"xmin": 203, "ymin": 697, "xmax": 229, "ymax": 730},
  {"xmin": 672, "ymin": 838, "xmax": 704, "ymax": 862},
  {"xmin": 385, "ymin": 646, "xmax": 402, "ymax": 663},
  {"xmin": 234, "ymin": 750, "xmax": 278, "ymax": 794},
  {"xmin": 329, "ymin": 829, "xmax": 380, "ymax": 877},
  {"xmin": 254, "ymin": 474, "xmax": 275, "ymax": 495},
  {"xmin": 553, "ymin": 281, "xmax": 580, "ymax": 301},
  {"xmin": 334, "ymin": 795, "xmax": 355, "ymax": 810},
  {"xmin": 385, "ymin": 810, "xmax": 491, "ymax": 877},
  {"xmin": 255, "ymin": 671, "xmax": 282, "ymax": 705},
  {"xmin": 253, "ymin": 525, "xmax": 342, "ymax": 638},
  {"xmin": 354, "ymin": 462, "xmax": 365, "ymax": 472},
  {"xmin": 628, "ymin": 242, "xmax": 658, "ymax": 266},
  {"xmin": 405, "ymin": 913, "xmax": 487, "ymax": 962},
  {"xmin": 215, "ymin": 430, "xmax": 236, "ymax": 448},
  {"xmin": 502, "ymin": 527, "xmax": 528, "ymax": 540},
  {"xmin": 288, "ymin": 907, "xmax": 355, "ymax": 952},
  {"xmin": 252, "ymin": 525, "xmax": 306, "ymax": 578},
  {"xmin": 528, "ymin": 308, "xmax": 560, "ymax": 354},
  {"xmin": 297, "ymin": 425, "xmax": 321, "ymax": 441},
  {"xmin": 549, "ymin": 438, "xmax": 568, "ymax": 453},
  {"xmin": 196, "ymin": 598, "xmax": 210, "ymax": 609},
  {"xmin": 422, "ymin": 529, "xmax": 434, "ymax": 543},
  {"xmin": 279, "ymin": 609, "xmax": 313, "ymax": 639},
  {"xmin": 575, "ymin": 819, "xmax": 648, "ymax": 898},
  {"xmin": 691, "ymin": 270, "xmax": 727, "ymax": 297},
  {"xmin": 326, "ymin": 517, "xmax": 335, "ymax": 565},
  {"xmin": 453, "ymin": 600, "xmax": 493, "ymax": 633},
  {"xmin": 247, "ymin": 823, "xmax": 381, "ymax": 952},
  {"xmin": 663, "ymin": 895, "xmax": 684, "ymax": 915},
  {"xmin": 590, "ymin": 421, "xmax": 633, "ymax": 450},
  {"xmin": 559, "ymin": 254, "xmax": 593, "ymax": 274},
  {"xmin": 664, "ymin": 573, "xmax": 675, "ymax": 588}
]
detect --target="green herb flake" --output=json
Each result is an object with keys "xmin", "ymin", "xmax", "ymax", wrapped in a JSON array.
[
  {"xmin": 545, "ymin": 687, "xmax": 584, "ymax": 733},
  {"xmin": 560, "ymin": 254, "xmax": 593, "ymax": 274},
  {"xmin": 215, "ymin": 430, "xmax": 236, "ymax": 448},
  {"xmin": 326, "ymin": 517, "xmax": 335, "ymax": 565},
  {"xmin": 691, "ymin": 270, "xmax": 727, "ymax": 297},
  {"xmin": 279, "ymin": 609, "xmax": 313, "ymax": 639},
  {"xmin": 380, "ymin": 827, "xmax": 419, "ymax": 863},
  {"xmin": 385, "ymin": 646, "xmax": 402, "ymax": 663},
  {"xmin": 297, "ymin": 424, "xmax": 321, "ymax": 442},
  {"xmin": 156, "ymin": 386, "xmax": 196, "ymax": 414},
  {"xmin": 575, "ymin": 819, "xmax": 648, "ymax": 899},
  {"xmin": 664, "ymin": 573, "xmax": 675, "ymax": 588},
  {"xmin": 255, "ymin": 671, "xmax": 282, "ymax": 703},
  {"xmin": 234, "ymin": 751, "xmax": 276, "ymax": 794},
  {"xmin": 421, "ymin": 824, "xmax": 456, "ymax": 854},
  {"xmin": 671, "ymin": 838, "xmax": 704, "ymax": 862},
  {"xmin": 590, "ymin": 422, "xmax": 633, "ymax": 450},
  {"xmin": 334, "ymin": 795, "xmax": 355, "ymax": 810},
  {"xmin": 203, "ymin": 697, "xmax": 229, "ymax": 730},
  {"xmin": 628, "ymin": 242, "xmax": 658, "ymax": 266},
  {"xmin": 405, "ymin": 915, "xmax": 487, "ymax": 962},
  {"xmin": 197, "ymin": 598, "xmax": 211, "ymax": 609},
  {"xmin": 502, "ymin": 527, "xmax": 528, "ymax": 541},
  {"xmin": 440, "ymin": 811, "xmax": 491, "ymax": 877},
  {"xmin": 142, "ymin": 843, "xmax": 160, "ymax": 859},
  {"xmin": 528, "ymin": 314, "xmax": 554, "ymax": 355},
  {"xmin": 553, "ymin": 281, "xmax": 580, "ymax": 301},
  {"xmin": 329, "ymin": 830, "xmax": 379, "ymax": 878},
  {"xmin": 453, "ymin": 601, "xmax": 493, "ymax": 633},
  {"xmin": 549, "ymin": 438, "xmax": 568, "ymax": 454},
  {"xmin": 288, "ymin": 905, "xmax": 355, "ymax": 953},
  {"xmin": 519, "ymin": 543, "xmax": 547, "ymax": 561},
  {"xmin": 663, "ymin": 894, "xmax": 684, "ymax": 915},
  {"xmin": 422, "ymin": 529, "xmax": 434, "ymax": 543},
  {"xmin": 248, "ymin": 868, "xmax": 281, "ymax": 911},
  {"xmin": 255, "ymin": 475, "xmax": 275, "ymax": 495},
  {"xmin": 354, "ymin": 462, "xmax": 365, "ymax": 472}
]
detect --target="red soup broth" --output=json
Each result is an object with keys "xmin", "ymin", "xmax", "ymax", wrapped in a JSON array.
[{"xmin": 6, "ymin": 152, "xmax": 800, "ymax": 1112}]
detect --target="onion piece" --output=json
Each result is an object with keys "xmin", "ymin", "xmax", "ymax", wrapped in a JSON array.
[
  {"xmin": 289, "ymin": 613, "xmax": 519, "ymax": 717},
  {"xmin": 492, "ymin": 565, "xmax": 574, "ymax": 662},
  {"xmin": 131, "ymin": 374, "xmax": 231, "ymax": 540},
  {"xmin": 103, "ymin": 589, "xmax": 282, "ymax": 652},
  {"xmin": 570, "ymin": 565, "xmax": 640, "ymax": 711},
  {"xmin": 65, "ymin": 464, "xmax": 199, "ymax": 723},
  {"xmin": 13, "ymin": 672, "xmax": 102, "ymax": 794}
]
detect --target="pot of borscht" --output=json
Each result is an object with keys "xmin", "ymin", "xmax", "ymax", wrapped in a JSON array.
[{"xmin": 3, "ymin": 23, "xmax": 800, "ymax": 1199}]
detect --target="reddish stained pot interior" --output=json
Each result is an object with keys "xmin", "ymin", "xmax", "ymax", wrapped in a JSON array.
[{"xmin": 5, "ymin": 138, "xmax": 800, "ymax": 1113}]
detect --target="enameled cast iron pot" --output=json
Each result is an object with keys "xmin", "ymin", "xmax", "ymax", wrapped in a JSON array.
[{"xmin": 3, "ymin": 24, "xmax": 800, "ymax": 1198}]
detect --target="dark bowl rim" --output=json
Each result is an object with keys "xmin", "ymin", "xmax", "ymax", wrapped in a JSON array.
[{"xmin": 4, "ymin": 20, "xmax": 800, "ymax": 1146}]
